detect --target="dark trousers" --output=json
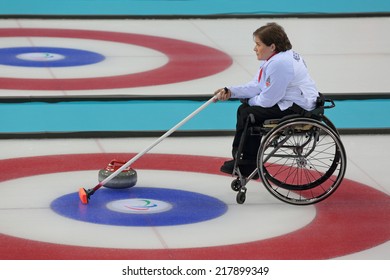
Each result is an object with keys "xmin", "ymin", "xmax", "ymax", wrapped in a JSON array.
[{"xmin": 232, "ymin": 103, "xmax": 295, "ymax": 159}]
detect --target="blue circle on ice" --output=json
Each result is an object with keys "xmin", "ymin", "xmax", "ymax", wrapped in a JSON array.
[
  {"xmin": 0, "ymin": 47, "xmax": 105, "ymax": 67},
  {"xmin": 51, "ymin": 187, "xmax": 228, "ymax": 227}
]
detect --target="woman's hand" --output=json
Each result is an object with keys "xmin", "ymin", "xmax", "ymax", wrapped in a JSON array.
[{"xmin": 214, "ymin": 87, "xmax": 231, "ymax": 101}]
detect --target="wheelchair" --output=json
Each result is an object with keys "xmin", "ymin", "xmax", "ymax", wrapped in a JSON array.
[{"xmin": 230, "ymin": 95, "xmax": 347, "ymax": 205}]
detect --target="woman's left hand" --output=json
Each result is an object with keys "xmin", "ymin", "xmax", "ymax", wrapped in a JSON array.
[{"xmin": 213, "ymin": 87, "xmax": 231, "ymax": 101}]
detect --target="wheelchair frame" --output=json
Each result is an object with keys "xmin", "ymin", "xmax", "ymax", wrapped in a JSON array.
[{"xmin": 230, "ymin": 97, "xmax": 347, "ymax": 205}]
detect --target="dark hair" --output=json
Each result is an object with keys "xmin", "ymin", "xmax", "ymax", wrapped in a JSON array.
[{"xmin": 253, "ymin": 22, "xmax": 292, "ymax": 52}]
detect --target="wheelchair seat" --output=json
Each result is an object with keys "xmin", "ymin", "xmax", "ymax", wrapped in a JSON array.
[{"xmin": 250, "ymin": 93, "xmax": 336, "ymax": 134}]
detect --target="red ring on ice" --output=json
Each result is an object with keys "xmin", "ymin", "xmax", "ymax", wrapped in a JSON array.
[
  {"xmin": 0, "ymin": 28, "xmax": 232, "ymax": 90},
  {"xmin": 0, "ymin": 153, "xmax": 389, "ymax": 259}
]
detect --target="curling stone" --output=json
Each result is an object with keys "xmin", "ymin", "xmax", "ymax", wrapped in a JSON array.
[{"xmin": 98, "ymin": 159, "xmax": 137, "ymax": 189}]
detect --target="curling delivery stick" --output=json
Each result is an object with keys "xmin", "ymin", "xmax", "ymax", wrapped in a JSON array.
[{"xmin": 79, "ymin": 95, "xmax": 219, "ymax": 204}]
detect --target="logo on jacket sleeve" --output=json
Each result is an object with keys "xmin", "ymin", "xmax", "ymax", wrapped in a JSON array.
[{"xmin": 266, "ymin": 76, "xmax": 271, "ymax": 87}]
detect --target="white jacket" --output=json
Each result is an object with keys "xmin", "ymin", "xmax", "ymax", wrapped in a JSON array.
[{"xmin": 228, "ymin": 50, "xmax": 319, "ymax": 111}]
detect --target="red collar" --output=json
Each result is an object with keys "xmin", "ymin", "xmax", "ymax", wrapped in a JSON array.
[
  {"xmin": 258, "ymin": 52, "xmax": 278, "ymax": 82},
  {"xmin": 266, "ymin": 51, "xmax": 278, "ymax": 61}
]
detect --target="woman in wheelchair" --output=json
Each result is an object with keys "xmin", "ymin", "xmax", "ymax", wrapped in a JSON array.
[{"xmin": 215, "ymin": 22, "xmax": 319, "ymax": 177}]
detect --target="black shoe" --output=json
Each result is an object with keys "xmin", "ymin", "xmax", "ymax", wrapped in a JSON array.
[
  {"xmin": 220, "ymin": 159, "xmax": 259, "ymax": 179},
  {"xmin": 220, "ymin": 159, "xmax": 235, "ymax": 175}
]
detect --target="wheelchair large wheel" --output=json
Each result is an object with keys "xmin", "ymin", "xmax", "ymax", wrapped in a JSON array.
[{"xmin": 258, "ymin": 118, "xmax": 346, "ymax": 205}]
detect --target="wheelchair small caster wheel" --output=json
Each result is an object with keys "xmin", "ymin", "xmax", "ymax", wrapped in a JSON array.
[
  {"xmin": 236, "ymin": 188, "xmax": 247, "ymax": 204},
  {"xmin": 231, "ymin": 179, "xmax": 241, "ymax": 192}
]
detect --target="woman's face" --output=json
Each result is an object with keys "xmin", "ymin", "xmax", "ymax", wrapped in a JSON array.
[{"xmin": 253, "ymin": 36, "xmax": 275, "ymax": 61}]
